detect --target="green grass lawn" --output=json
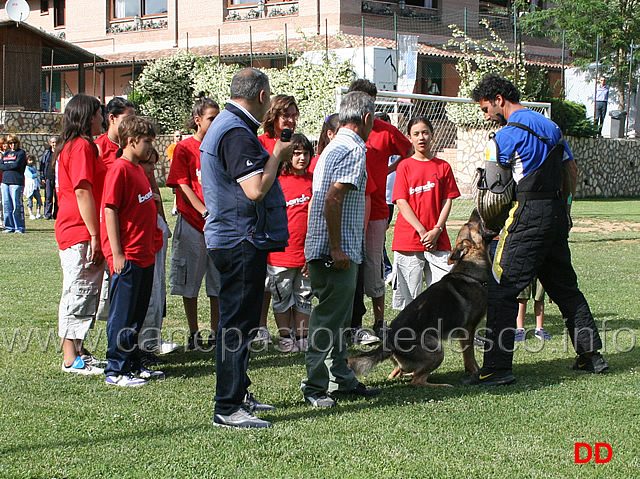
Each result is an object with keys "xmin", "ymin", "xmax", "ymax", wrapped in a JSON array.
[{"xmin": 1, "ymin": 194, "xmax": 639, "ymax": 478}]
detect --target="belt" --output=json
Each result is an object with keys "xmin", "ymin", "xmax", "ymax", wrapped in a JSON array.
[{"xmin": 516, "ymin": 190, "xmax": 561, "ymax": 201}]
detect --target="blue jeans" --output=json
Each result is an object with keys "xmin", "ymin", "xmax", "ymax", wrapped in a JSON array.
[
  {"xmin": 1, "ymin": 183, "xmax": 25, "ymax": 232},
  {"xmin": 105, "ymin": 261, "xmax": 154, "ymax": 376},
  {"xmin": 208, "ymin": 241, "xmax": 268, "ymax": 416}
]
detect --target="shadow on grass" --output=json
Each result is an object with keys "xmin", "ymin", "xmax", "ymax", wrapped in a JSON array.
[{"xmin": 1, "ymin": 351, "xmax": 634, "ymax": 457}]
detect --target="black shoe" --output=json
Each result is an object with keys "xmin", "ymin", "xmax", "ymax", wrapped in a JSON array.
[
  {"xmin": 570, "ymin": 352, "xmax": 609, "ymax": 373},
  {"xmin": 187, "ymin": 331, "xmax": 212, "ymax": 351},
  {"xmin": 373, "ymin": 321, "xmax": 387, "ymax": 339},
  {"xmin": 333, "ymin": 382, "xmax": 381, "ymax": 398},
  {"xmin": 242, "ymin": 392, "xmax": 276, "ymax": 412},
  {"xmin": 213, "ymin": 407, "xmax": 272, "ymax": 429},
  {"xmin": 208, "ymin": 333, "xmax": 216, "ymax": 349},
  {"xmin": 140, "ymin": 353, "xmax": 166, "ymax": 367},
  {"xmin": 461, "ymin": 368, "xmax": 515, "ymax": 386}
]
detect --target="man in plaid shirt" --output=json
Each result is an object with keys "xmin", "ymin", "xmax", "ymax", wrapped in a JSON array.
[{"xmin": 301, "ymin": 92, "xmax": 382, "ymax": 408}]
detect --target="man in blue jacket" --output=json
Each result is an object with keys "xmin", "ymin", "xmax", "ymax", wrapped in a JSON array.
[{"xmin": 200, "ymin": 68, "xmax": 292, "ymax": 428}]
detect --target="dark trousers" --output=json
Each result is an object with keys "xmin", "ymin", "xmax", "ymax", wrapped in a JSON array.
[
  {"xmin": 208, "ymin": 241, "xmax": 268, "ymax": 416},
  {"xmin": 350, "ymin": 262, "xmax": 366, "ymax": 329},
  {"xmin": 44, "ymin": 178, "xmax": 57, "ymax": 219},
  {"xmin": 595, "ymin": 101, "xmax": 607, "ymax": 130},
  {"xmin": 105, "ymin": 261, "xmax": 154, "ymax": 376},
  {"xmin": 483, "ymin": 199, "xmax": 602, "ymax": 370}
]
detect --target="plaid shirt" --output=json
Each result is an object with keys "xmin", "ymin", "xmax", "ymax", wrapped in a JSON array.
[{"xmin": 305, "ymin": 128, "xmax": 367, "ymax": 264}]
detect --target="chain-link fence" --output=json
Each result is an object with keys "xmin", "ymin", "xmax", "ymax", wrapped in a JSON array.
[{"xmin": 336, "ymin": 87, "xmax": 551, "ymax": 222}]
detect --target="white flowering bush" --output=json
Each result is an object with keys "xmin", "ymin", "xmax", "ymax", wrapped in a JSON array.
[
  {"xmin": 445, "ymin": 20, "xmax": 527, "ymax": 130},
  {"xmin": 134, "ymin": 51, "xmax": 205, "ymax": 132},
  {"xmin": 267, "ymin": 57, "xmax": 354, "ymax": 137},
  {"xmin": 133, "ymin": 51, "xmax": 354, "ymax": 135}
]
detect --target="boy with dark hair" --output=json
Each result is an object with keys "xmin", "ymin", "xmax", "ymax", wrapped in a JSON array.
[{"xmin": 102, "ymin": 116, "xmax": 163, "ymax": 387}]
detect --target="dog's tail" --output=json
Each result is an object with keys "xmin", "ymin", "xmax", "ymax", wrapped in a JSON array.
[{"xmin": 348, "ymin": 346, "xmax": 393, "ymax": 376}]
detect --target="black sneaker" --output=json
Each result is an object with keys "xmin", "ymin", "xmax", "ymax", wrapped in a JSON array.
[
  {"xmin": 140, "ymin": 353, "xmax": 166, "ymax": 367},
  {"xmin": 461, "ymin": 368, "xmax": 515, "ymax": 386},
  {"xmin": 242, "ymin": 392, "xmax": 276, "ymax": 412},
  {"xmin": 373, "ymin": 321, "xmax": 387, "ymax": 339},
  {"xmin": 570, "ymin": 352, "xmax": 609, "ymax": 374},
  {"xmin": 333, "ymin": 382, "xmax": 381, "ymax": 397}
]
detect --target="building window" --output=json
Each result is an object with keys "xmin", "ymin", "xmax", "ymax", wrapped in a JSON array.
[
  {"xmin": 113, "ymin": 0, "xmax": 168, "ymax": 19},
  {"xmin": 40, "ymin": 0, "xmax": 49, "ymax": 13},
  {"xmin": 54, "ymin": 0, "xmax": 65, "ymax": 26}
]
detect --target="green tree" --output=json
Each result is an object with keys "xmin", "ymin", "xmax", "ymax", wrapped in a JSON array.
[{"xmin": 518, "ymin": 0, "xmax": 640, "ymax": 106}]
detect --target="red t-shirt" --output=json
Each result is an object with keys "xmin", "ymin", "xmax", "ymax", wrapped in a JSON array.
[
  {"xmin": 166, "ymin": 136, "xmax": 205, "ymax": 231},
  {"xmin": 366, "ymin": 118, "xmax": 412, "ymax": 221},
  {"xmin": 101, "ymin": 158, "xmax": 161, "ymax": 272},
  {"xmin": 94, "ymin": 133, "xmax": 120, "ymax": 169},
  {"xmin": 258, "ymin": 133, "xmax": 278, "ymax": 154},
  {"xmin": 392, "ymin": 156, "xmax": 460, "ymax": 252},
  {"xmin": 268, "ymin": 171, "xmax": 312, "ymax": 268},
  {"xmin": 55, "ymin": 138, "xmax": 106, "ymax": 250}
]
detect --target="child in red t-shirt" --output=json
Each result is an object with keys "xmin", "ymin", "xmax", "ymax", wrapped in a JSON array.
[
  {"xmin": 266, "ymin": 133, "xmax": 312, "ymax": 352},
  {"xmin": 166, "ymin": 95, "xmax": 220, "ymax": 351},
  {"xmin": 102, "ymin": 116, "xmax": 163, "ymax": 387},
  {"xmin": 391, "ymin": 116, "xmax": 460, "ymax": 310}
]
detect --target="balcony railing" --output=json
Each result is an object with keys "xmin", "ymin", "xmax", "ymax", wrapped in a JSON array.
[{"xmin": 361, "ymin": 1, "xmax": 440, "ymax": 21}]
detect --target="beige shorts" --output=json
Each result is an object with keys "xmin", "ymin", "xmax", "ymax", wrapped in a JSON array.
[
  {"xmin": 169, "ymin": 214, "xmax": 219, "ymax": 298},
  {"xmin": 363, "ymin": 218, "xmax": 388, "ymax": 298},
  {"xmin": 266, "ymin": 265, "xmax": 312, "ymax": 314},
  {"xmin": 517, "ymin": 277, "xmax": 545, "ymax": 302},
  {"xmin": 58, "ymin": 241, "xmax": 105, "ymax": 340},
  {"xmin": 392, "ymin": 250, "xmax": 452, "ymax": 310}
]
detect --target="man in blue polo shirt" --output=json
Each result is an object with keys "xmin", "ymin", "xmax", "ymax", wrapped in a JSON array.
[
  {"xmin": 464, "ymin": 74, "xmax": 608, "ymax": 386},
  {"xmin": 200, "ymin": 68, "xmax": 293, "ymax": 428}
]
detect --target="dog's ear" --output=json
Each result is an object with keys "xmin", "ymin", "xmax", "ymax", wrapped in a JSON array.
[{"xmin": 449, "ymin": 239, "xmax": 472, "ymax": 264}]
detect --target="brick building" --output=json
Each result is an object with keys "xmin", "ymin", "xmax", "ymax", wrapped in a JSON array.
[{"xmin": 1, "ymin": 0, "xmax": 564, "ymax": 108}]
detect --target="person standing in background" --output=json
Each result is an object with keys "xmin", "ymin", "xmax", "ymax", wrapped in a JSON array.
[
  {"xmin": 595, "ymin": 76, "xmax": 609, "ymax": 135},
  {"xmin": 40, "ymin": 136, "xmax": 58, "ymax": 220},
  {"xmin": 1, "ymin": 134, "xmax": 27, "ymax": 234}
]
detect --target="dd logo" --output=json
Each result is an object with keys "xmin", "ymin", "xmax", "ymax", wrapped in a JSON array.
[{"xmin": 574, "ymin": 443, "xmax": 612, "ymax": 464}]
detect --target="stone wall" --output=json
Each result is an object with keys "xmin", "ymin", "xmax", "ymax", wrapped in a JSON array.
[
  {"xmin": 454, "ymin": 128, "xmax": 640, "ymax": 198},
  {"xmin": 8, "ymin": 133, "xmax": 175, "ymax": 187},
  {"xmin": 0, "ymin": 111, "xmax": 63, "ymax": 134},
  {"xmin": 567, "ymin": 137, "xmax": 640, "ymax": 197}
]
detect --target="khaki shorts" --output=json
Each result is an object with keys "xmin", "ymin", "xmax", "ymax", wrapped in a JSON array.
[
  {"xmin": 517, "ymin": 277, "xmax": 545, "ymax": 302},
  {"xmin": 58, "ymin": 241, "xmax": 105, "ymax": 340},
  {"xmin": 266, "ymin": 265, "xmax": 312, "ymax": 314},
  {"xmin": 169, "ymin": 214, "xmax": 219, "ymax": 298},
  {"xmin": 363, "ymin": 218, "xmax": 388, "ymax": 298},
  {"xmin": 392, "ymin": 250, "xmax": 452, "ymax": 310}
]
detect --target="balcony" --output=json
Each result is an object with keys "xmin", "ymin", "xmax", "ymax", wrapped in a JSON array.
[
  {"xmin": 225, "ymin": 1, "xmax": 298, "ymax": 22},
  {"xmin": 361, "ymin": 1, "xmax": 440, "ymax": 21}
]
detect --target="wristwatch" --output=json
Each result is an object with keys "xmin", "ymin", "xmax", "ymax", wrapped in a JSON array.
[{"xmin": 202, "ymin": 210, "xmax": 209, "ymax": 219}]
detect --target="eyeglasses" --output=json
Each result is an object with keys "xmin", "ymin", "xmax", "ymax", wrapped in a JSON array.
[{"xmin": 280, "ymin": 113, "xmax": 299, "ymax": 121}]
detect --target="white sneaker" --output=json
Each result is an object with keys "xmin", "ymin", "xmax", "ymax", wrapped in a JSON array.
[
  {"xmin": 295, "ymin": 337, "xmax": 308, "ymax": 352},
  {"xmin": 278, "ymin": 336, "xmax": 297, "ymax": 353},
  {"xmin": 252, "ymin": 326, "xmax": 273, "ymax": 345},
  {"xmin": 36, "ymin": 214, "xmax": 42, "ymax": 219},
  {"xmin": 352, "ymin": 328, "xmax": 380, "ymax": 346},
  {"xmin": 105, "ymin": 373, "xmax": 147, "ymax": 387},
  {"xmin": 29, "ymin": 214, "xmax": 36, "ymax": 220},
  {"xmin": 134, "ymin": 367, "xmax": 165, "ymax": 380},
  {"xmin": 61, "ymin": 356, "xmax": 104, "ymax": 375},
  {"xmin": 158, "ymin": 340, "xmax": 179, "ymax": 355},
  {"xmin": 81, "ymin": 354, "xmax": 107, "ymax": 369}
]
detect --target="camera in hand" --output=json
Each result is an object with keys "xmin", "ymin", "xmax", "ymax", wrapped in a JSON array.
[{"xmin": 280, "ymin": 128, "xmax": 292, "ymax": 142}]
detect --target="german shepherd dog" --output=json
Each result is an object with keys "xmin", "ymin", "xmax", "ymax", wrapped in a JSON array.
[{"xmin": 348, "ymin": 210, "xmax": 495, "ymax": 386}]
